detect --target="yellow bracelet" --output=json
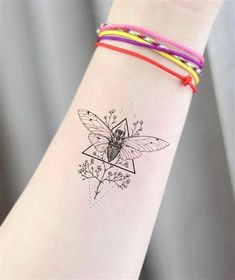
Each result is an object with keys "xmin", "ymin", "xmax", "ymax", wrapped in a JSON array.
[{"xmin": 99, "ymin": 30, "xmax": 200, "ymax": 85}]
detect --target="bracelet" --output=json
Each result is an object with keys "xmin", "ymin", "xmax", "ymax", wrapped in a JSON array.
[
  {"xmin": 97, "ymin": 32, "xmax": 202, "ymax": 71},
  {"xmin": 98, "ymin": 23, "xmax": 204, "ymax": 64},
  {"xmin": 97, "ymin": 30, "xmax": 200, "ymax": 85},
  {"xmin": 96, "ymin": 41, "xmax": 197, "ymax": 93},
  {"xmin": 96, "ymin": 23, "xmax": 205, "ymax": 94}
]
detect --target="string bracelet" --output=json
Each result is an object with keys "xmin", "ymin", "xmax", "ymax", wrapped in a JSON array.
[
  {"xmin": 96, "ymin": 41, "xmax": 197, "ymax": 94},
  {"xmin": 97, "ymin": 23, "xmax": 204, "ymax": 65},
  {"xmin": 97, "ymin": 30, "xmax": 200, "ymax": 85},
  {"xmin": 97, "ymin": 33, "xmax": 202, "ymax": 72},
  {"xmin": 96, "ymin": 23, "xmax": 205, "ymax": 94}
]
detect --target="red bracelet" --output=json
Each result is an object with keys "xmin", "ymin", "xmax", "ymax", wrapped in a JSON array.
[{"xmin": 96, "ymin": 41, "xmax": 197, "ymax": 94}]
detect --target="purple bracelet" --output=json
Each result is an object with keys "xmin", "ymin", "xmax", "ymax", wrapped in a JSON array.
[{"xmin": 96, "ymin": 35, "xmax": 203, "ymax": 70}]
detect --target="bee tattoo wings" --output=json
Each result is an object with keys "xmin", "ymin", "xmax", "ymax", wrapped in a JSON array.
[{"xmin": 78, "ymin": 109, "xmax": 169, "ymax": 163}]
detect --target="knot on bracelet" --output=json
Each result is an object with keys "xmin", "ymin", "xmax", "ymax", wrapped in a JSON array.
[{"xmin": 182, "ymin": 75, "xmax": 193, "ymax": 86}]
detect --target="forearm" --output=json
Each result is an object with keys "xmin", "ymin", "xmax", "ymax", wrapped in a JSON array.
[{"xmin": 1, "ymin": 1, "xmax": 223, "ymax": 279}]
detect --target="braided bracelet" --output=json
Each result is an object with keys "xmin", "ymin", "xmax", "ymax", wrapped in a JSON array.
[
  {"xmin": 96, "ymin": 23, "xmax": 205, "ymax": 94},
  {"xmin": 96, "ymin": 41, "xmax": 197, "ymax": 93},
  {"xmin": 97, "ymin": 30, "xmax": 200, "ymax": 85},
  {"xmin": 98, "ymin": 23, "xmax": 204, "ymax": 64},
  {"xmin": 97, "ymin": 32, "xmax": 202, "ymax": 71}
]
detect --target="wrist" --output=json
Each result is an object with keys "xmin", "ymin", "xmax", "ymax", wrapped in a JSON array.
[{"xmin": 107, "ymin": 0, "xmax": 224, "ymax": 54}]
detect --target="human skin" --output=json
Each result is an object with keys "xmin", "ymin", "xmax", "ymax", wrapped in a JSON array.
[{"xmin": 0, "ymin": 1, "xmax": 223, "ymax": 279}]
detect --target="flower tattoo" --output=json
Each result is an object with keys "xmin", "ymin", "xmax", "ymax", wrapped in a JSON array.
[{"xmin": 77, "ymin": 109, "xmax": 169, "ymax": 204}]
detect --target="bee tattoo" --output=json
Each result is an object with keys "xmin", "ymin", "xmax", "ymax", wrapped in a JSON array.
[{"xmin": 77, "ymin": 109, "xmax": 169, "ymax": 204}]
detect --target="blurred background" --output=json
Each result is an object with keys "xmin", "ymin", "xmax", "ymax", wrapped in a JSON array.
[{"xmin": 1, "ymin": 1, "xmax": 234, "ymax": 279}]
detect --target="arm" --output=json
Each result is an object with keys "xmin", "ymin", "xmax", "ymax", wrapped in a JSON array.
[{"xmin": 1, "ymin": 1, "xmax": 223, "ymax": 279}]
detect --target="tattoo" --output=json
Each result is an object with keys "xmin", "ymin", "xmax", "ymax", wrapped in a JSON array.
[{"xmin": 77, "ymin": 109, "xmax": 169, "ymax": 206}]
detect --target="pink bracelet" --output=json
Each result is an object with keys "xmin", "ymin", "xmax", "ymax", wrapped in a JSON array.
[{"xmin": 98, "ymin": 23, "xmax": 204, "ymax": 65}]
